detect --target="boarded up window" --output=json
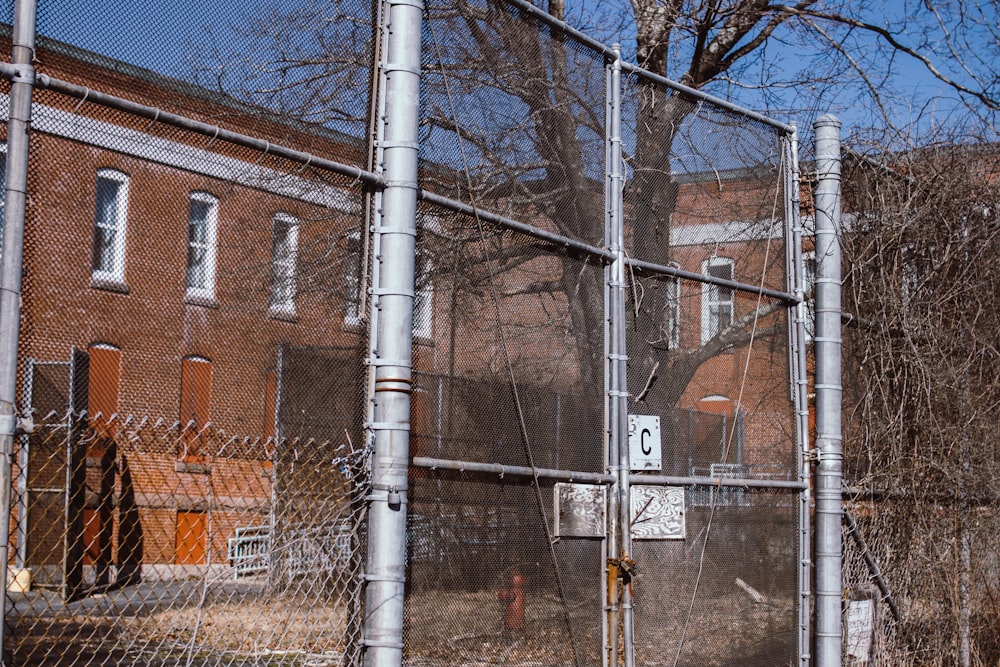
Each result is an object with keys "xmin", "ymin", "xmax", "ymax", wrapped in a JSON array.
[
  {"xmin": 87, "ymin": 344, "xmax": 120, "ymax": 443},
  {"xmin": 180, "ymin": 357, "xmax": 211, "ymax": 461},
  {"xmin": 263, "ymin": 369, "xmax": 277, "ymax": 440},
  {"xmin": 262, "ymin": 369, "xmax": 277, "ymax": 470}
]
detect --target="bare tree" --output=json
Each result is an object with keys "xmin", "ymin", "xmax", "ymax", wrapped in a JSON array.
[
  {"xmin": 188, "ymin": 1, "xmax": 1000, "ymax": 664},
  {"xmin": 189, "ymin": 0, "xmax": 999, "ymax": 420},
  {"xmin": 840, "ymin": 136, "xmax": 1000, "ymax": 667}
]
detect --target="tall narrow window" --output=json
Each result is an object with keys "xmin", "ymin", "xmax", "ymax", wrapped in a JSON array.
[
  {"xmin": 91, "ymin": 169, "xmax": 129, "ymax": 285},
  {"xmin": 344, "ymin": 232, "xmax": 362, "ymax": 326},
  {"xmin": 802, "ymin": 251, "xmax": 816, "ymax": 342},
  {"xmin": 701, "ymin": 257, "xmax": 734, "ymax": 344},
  {"xmin": 186, "ymin": 192, "xmax": 218, "ymax": 300},
  {"xmin": 87, "ymin": 343, "xmax": 121, "ymax": 439},
  {"xmin": 270, "ymin": 213, "xmax": 298, "ymax": 315},
  {"xmin": 413, "ymin": 248, "xmax": 434, "ymax": 340},
  {"xmin": 180, "ymin": 356, "xmax": 212, "ymax": 461},
  {"xmin": 664, "ymin": 278, "xmax": 680, "ymax": 349},
  {"xmin": 343, "ymin": 227, "xmax": 433, "ymax": 336}
]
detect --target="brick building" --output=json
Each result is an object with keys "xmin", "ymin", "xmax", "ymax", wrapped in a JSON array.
[
  {"xmin": 12, "ymin": 37, "xmax": 380, "ymax": 596},
  {"xmin": 8, "ymin": 35, "xmax": 795, "ymax": 598}
]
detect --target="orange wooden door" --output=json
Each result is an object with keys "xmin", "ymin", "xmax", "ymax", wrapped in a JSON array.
[{"xmin": 175, "ymin": 511, "xmax": 207, "ymax": 565}]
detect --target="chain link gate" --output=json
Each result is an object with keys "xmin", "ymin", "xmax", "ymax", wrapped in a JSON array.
[
  {"xmin": 0, "ymin": 0, "xmax": 808, "ymax": 664},
  {"xmin": 413, "ymin": 1, "xmax": 806, "ymax": 665}
]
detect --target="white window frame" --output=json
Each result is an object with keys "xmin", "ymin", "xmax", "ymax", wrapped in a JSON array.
[
  {"xmin": 413, "ymin": 248, "xmax": 434, "ymax": 340},
  {"xmin": 664, "ymin": 277, "xmax": 680, "ymax": 349},
  {"xmin": 700, "ymin": 256, "xmax": 735, "ymax": 344},
  {"xmin": 186, "ymin": 191, "xmax": 219, "ymax": 301},
  {"xmin": 269, "ymin": 212, "xmax": 299, "ymax": 316},
  {"xmin": 802, "ymin": 250, "xmax": 816, "ymax": 342},
  {"xmin": 344, "ymin": 231, "xmax": 363, "ymax": 327},
  {"xmin": 91, "ymin": 168, "xmax": 130, "ymax": 285},
  {"xmin": 344, "ymin": 225, "xmax": 433, "ymax": 338}
]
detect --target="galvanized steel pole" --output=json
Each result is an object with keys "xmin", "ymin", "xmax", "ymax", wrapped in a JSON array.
[
  {"xmin": 606, "ymin": 44, "xmax": 635, "ymax": 667},
  {"xmin": 785, "ymin": 124, "xmax": 814, "ymax": 667},
  {"xmin": 813, "ymin": 114, "xmax": 843, "ymax": 667},
  {"xmin": 362, "ymin": 0, "xmax": 423, "ymax": 663},
  {"xmin": 0, "ymin": 0, "xmax": 37, "ymax": 659}
]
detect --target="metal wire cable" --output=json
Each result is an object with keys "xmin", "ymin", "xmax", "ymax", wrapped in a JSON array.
[{"xmin": 426, "ymin": 16, "xmax": 582, "ymax": 667}]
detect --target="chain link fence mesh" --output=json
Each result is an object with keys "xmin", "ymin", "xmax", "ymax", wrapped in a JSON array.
[
  {"xmin": 621, "ymin": 62, "xmax": 797, "ymax": 667},
  {"xmin": 11, "ymin": 417, "xmax": 370, "ymax": 666},
  {"xmin": 3, "ymin": 0, "xmax": 802, "ymax": 665},
  {"xmin": 6, "ymin": 10, "xmax": 377, "ymax": 661}
]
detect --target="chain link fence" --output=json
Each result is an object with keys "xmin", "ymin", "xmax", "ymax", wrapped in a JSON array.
[
  {"xmin": 415, "ymin": 1, "xmax": 801, "ymax": 665},
  {"xmin": 1, "ymin": 0, "xmax": 804, "ymax": 664},
  {"xmin": 5, "ymin": 0, "xmax": 379, "ymax": 661}
]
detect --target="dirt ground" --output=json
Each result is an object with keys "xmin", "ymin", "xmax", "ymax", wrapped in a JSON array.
[{"xmin": 6, "ymin": 582, "xmax": 796, "ymax": 666}]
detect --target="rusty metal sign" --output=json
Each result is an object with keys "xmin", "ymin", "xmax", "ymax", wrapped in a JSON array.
[{"xmin": 553, "ymin": 483, "xmax": 607, "ymax": 538}]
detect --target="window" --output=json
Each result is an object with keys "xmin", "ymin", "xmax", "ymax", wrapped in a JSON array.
[
  {"xmin": 344, "ymin": 232, "xmax": 363, "ymax": 326},
  {"xmin": 413, "ymin": 248, "xmax": 434, "ymax": 340},
  {"xmin": 664, "ymin": 278, "xmax": 680, "ymax": 349},
  {"xmin": 802, "ymin": 251, "xmax": 816, "ymax": 341},
  {"xmin": 87, "ymin": 343, "xmax": 121, "ymax": 440},
  {"xmin": 270, "ymin": 213, "xmax": 298, "ymax": 315},
  {"xmin": 344, "ymin": 227, "xmax": 432, "ymax": 337},
  {"xmin": 701, "ymin": 257, "xmax": 734, "ymax": 343},
  {"xmin": 179, "ymin": 356, "xmax": 212, "ymax": 462},
  {"xmin": 91, "ymin": 169, "xmax": 129, "ymax": 284},
  {"xmin": 186, "ymin": 192, "xmax": 218, "ymax": 300}
]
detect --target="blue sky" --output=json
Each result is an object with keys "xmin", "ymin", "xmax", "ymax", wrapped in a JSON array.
[{"xmin": 27, "ymin": 0, "xmax": 998, "ymax": 149}]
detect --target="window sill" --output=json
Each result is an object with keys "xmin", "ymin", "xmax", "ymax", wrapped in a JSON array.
[
  {"xmin": 175, "ymin": 461, "xmax": 212, "ymax": 475},
  {"xmin": 414, "ymin": 334, "xmax": 435, "ymax": 347},
  {"xmin": 184, "ymin": 294, "xmax": 219, "ymax": 309},
  {"xmin": 269, "ymin": 306, "xmax": 299, "ymax": 323},
  {"xmin": 343, "ymin": 316, "xmax": 364, "ymax": 333},
  {"xmin": 90, "ymin": 277, "xmax": 129, "ymax": 295}
]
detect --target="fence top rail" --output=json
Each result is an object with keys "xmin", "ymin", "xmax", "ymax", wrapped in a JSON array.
[
  {"xmin": 497, "ymin": 0, "xmax": 796, "ymax": 136},
  {"xmin": 418, "ymin": 189, "xmax": 616, "ymax": 262},
  {"xmin": 627, "ymin": 255, "xmax": 799, "ymax": 304},
  {"xmin": 0, "ymin": 62, "xmax": 384, "ymax": 189}
]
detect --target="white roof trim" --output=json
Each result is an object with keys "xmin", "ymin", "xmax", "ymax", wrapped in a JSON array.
[{"xmin": 0, "ymin": 93, "xmax": 356, "ymax": 213}]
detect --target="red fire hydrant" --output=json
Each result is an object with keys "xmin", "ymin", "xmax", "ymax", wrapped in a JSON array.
[{"xmin": 498, "ymin": 571, "xmax": 526, "ymax": 635}]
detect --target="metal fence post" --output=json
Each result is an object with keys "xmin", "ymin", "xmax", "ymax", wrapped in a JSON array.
[
  {"xmin": 605, "ymin": 43, "xmax": 634, "ymax": 667},
  {"xmin": 362, "ymin": 0, "xmax": 423, "ymax": 663},
  {"xmin": 0, "ymin": 0, "xmax": 38, "ymax": 658},
  {"xmin": 813, "ymin": 114, "xmax": 843, "ymax": 667},
  {"xmin": 785, "ymin": 124, "xmax": 814, "ymax": 667}
]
